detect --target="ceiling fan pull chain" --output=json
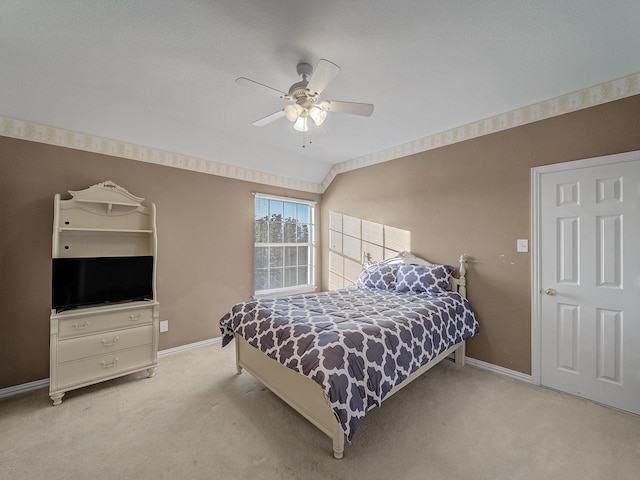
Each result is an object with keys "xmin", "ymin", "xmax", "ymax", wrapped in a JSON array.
[{"xmin": 301, "ymin": 130, "xmax": 313, "ymax": 148}]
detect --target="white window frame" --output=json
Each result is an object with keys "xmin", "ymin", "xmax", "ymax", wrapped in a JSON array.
[{"xmin": 253, "ymin": 193, "xmax": 316, "ymax": 298}]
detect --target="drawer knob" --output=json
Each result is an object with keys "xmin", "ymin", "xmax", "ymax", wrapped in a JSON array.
[
  {"xmin": 101, "ymin": 336, "xmax": 120, "ymax": 347},
  {"xmin": 129, "ymin": 313, "xmax": 143, "ymax": 321},
  {"xmin": 101, "ymin": 357, "xmax": 119, "ymax": 368},
  {"xmin": 73, "ymin": 321, "xmax": 90, "ymax": 330}
]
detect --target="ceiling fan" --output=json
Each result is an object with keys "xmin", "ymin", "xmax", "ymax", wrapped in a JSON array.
[{"xmin": 236, "ymin": 59, "xmax": 374, "ymax": 132}]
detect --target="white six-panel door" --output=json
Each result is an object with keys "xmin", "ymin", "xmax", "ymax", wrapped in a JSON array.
[{"xmin": 533, "ymin": 151, "xmax": 640, "ymax": 415}]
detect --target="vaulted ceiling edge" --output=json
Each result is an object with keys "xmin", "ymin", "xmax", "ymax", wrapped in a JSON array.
[{"xmin": 2, "ymin": 72, "xmax": 638, "ymax": 195}]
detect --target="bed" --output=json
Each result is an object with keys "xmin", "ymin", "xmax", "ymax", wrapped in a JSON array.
[{"xmin": 219, "ymin": 252, "xmax": 479, "ymax": 458}]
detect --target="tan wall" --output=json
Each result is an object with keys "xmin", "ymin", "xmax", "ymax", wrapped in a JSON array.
[
  {"xmin": 0, "ymin": 138, "xmax": 320, "ymax": 389},
  {"xmin": 321, "ymin": 94, "xmax": 640, "ymax": 375},
  {"xmin": 1, "ymin": 94, "xmax": 639, "ymax": 388}
]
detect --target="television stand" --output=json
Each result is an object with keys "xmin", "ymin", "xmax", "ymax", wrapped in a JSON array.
[{"xmin": 49, "ymin": 181, "xmax": 159, "ymax": 405}]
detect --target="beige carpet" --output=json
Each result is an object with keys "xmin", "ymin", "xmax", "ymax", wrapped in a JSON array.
[{"xmin": 1, "ymin": 343, "xmax": 639, "ymax": 480}]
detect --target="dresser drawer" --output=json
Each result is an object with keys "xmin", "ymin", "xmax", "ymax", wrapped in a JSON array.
[
  {"xmin": 56, "ymin": 325, "xmax": 153, "ymax": 363},
  {"xmin": 56, "ymin": 345, "xmax": 155, "ymax": 390},
  {"xmin": 57, "ymin": 305, "xmax": 153, "ymax": 339}
]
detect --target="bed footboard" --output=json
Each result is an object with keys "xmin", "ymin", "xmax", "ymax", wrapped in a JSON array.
[
  {"xmin": 235, "ymin": 334, "xmax": 465, "ymax": 458},
  {"xmin": 235, "ymin": 335, "xmax": 345, "ymax": 459}
]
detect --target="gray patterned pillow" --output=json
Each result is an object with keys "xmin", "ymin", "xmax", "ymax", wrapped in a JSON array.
[
  {"xmin": 395, "ymin": 264, "xmax": 454, "ymax": 294},
  {"xmin": 355, "ymin": 262, "xmax": 398, "ymax": 290}
]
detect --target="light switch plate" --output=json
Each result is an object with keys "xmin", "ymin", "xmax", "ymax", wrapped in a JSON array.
[
  {"xmin": 160, "ymin": 320, "xmax": 169, "ymax": 333},
  {"xmin": 517, "ymin": 239, "xmax": 529, "ymax": 253}
]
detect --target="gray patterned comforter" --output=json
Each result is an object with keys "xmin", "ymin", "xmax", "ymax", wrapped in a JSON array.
[{"xmin": 219, "ymin": 287, "xmax": 479, "ymax": 441}]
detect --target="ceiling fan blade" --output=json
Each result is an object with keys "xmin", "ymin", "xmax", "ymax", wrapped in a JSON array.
[
  {"xmin": 236, "ymin": 77, "xmax": 286, "ymax": 97},
  {"xmin": 306, "ymin": 59, "xmax": 340, "ymax": 96},
  {"xmin": 252, "ymin": 109, "xmax": 285, "ymax": 126},
  {"xmin": 320, "ymin": 101, "xmax": 374, "ymax": 117}
]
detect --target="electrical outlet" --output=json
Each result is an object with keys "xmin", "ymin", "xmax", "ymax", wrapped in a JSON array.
[
  {"xmin": 517, "ymin": 239, "xmax": 529, "ymax": 253},
  {"xmin": 159, "ymin": 320, "xmax": 169, "ymax": 333}
]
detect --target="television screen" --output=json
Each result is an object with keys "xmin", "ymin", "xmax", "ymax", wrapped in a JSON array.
[{"xmin": 52, "ymin": 256, "xmax": 153, "ymax": 312}]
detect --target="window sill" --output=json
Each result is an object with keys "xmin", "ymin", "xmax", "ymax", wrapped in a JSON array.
[{"xmin": 253, "ymin": 285, "xmax": 318, "ymax": 299}]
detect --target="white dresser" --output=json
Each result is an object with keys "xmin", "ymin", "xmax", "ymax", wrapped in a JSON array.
[{"xmin": 49, "ymin": 181, "xmax": 159, "ymax": 405}]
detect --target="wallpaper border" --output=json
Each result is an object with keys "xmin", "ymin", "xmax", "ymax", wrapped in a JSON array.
[
  {"xmin": 321, "ymin": 72, "xmax": 640, "ymax": 191},
  {"xmin": 0, "ymin": 117, "xmax": 323, "ymax": 194},
  {"xmin": 1, "ymin": 72, "xmax": 638, "ymax": 194}
]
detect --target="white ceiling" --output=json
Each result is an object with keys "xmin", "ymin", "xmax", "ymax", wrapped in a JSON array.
[{"xmin": 3, "ymin": 1, "xmax": 640, "ymax": 186}]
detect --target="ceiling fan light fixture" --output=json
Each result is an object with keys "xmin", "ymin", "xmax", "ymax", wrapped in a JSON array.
[
  {"xmin": 309, "ymin": 106, "xmax": 327, "ymax": 126},
  {"xmin": 293, "ymin": 116, "xmax": 308, "ymax": 132},
  {"xmin": 284, "ymin": 104, "xmax": 301, "ymax": 122},
  {"xmin": 239, "ymin": 59, "xmax": 374, "ymax": 136}
]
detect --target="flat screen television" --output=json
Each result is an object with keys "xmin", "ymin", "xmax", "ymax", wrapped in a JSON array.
[{"xmin": 52, "ymin": 256, "xmax": 153, "ymax": 312}]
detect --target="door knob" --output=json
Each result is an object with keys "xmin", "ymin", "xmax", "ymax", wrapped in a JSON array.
[{"xmin": 544, "ymin": 288, "xmax": 556, "ymax": 296}]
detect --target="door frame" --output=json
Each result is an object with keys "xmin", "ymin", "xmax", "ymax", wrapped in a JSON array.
[{"xmin": 530, "ymin": 149, "xmax": 640, "ymax": 386}]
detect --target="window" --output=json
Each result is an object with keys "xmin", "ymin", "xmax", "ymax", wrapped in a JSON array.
[{"xmin": 254, "ymin": 193, "xmax": 315, "ymax": 296}]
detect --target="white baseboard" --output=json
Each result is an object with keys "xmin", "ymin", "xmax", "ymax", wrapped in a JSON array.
[
  {"xmin": 0, "ymin": 337, "xmax": 222, "ymax": 400},
  {"xmin": 0, "ymin": 340, "xmax": 528, "ymax": 400},
  {"xmin": 0, "ymin": 378, "xmax": 49, "ymax": 399},
  {"xmin": 157, "ymin": 337, "xmax": 221, "ymax": 357},
  {"xmin": 464, "ymin": 356, "xmax": 533, "ymax": 383}
]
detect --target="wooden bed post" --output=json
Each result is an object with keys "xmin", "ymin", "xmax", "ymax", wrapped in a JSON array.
[
  {"xmin": 332, "ymin": 425, "xmax": 345, "ymax": 459},
  {"xmin": 454, "ymin": 341, "xmax": 466, "ymax": 366},
  {"xmin": 454, "ymin": 254, "xmax": 468, "ymax": 367},
  {"xmin": 458, "ymin": 254, "xmax": 467, "ymax": 298},
  {"xmin": 235, "ymin": 336, "xmax": 243, "ymax": 375}
]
